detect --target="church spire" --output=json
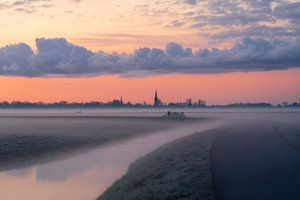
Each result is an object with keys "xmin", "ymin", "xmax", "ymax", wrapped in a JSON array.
[{"xmin": 154, "ymin": 89, "xmax": 160, "ymax": 106}]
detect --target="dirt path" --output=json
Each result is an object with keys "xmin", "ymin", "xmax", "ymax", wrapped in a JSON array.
[{"xmin": 212, "ymin": 121, "xmax": 300, "ymax": 200}]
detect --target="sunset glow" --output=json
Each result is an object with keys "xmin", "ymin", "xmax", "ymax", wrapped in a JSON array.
[
  {"xmin": 1, "ymin": 68, "xmax": 299, "ymax": 105},
  {"xmin": 0, "ymin": 0, "xmax": 299, "ymax": 104}
]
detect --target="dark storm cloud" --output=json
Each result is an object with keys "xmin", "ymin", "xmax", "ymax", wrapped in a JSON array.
[{"xmin": 0, "ymin": 37, "xmax": 299, "ymax": 77}]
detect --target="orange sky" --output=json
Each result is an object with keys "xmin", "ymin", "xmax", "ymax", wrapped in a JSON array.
[
  {"xmin": 1, "ymin": 68, "xmax": 299, "ymax": 105},
  {"xmin": 0, "ymin": 1, "xmax": 299, "ymax": 105}
]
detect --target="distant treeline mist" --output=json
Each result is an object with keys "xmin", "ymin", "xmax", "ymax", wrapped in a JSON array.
[{"xmin": 0, "ymin": 100, "xmax": 299, "ymax": 109}]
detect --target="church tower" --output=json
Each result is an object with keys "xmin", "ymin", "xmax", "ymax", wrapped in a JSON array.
[{"xmin": 154, "ymin": 90, "xmax": 160, "ymax": 106}]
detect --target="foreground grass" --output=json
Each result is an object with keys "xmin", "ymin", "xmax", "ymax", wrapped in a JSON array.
[{"xmin": 98, "ymin": 128, "xmax": 220, "ymax": 200}]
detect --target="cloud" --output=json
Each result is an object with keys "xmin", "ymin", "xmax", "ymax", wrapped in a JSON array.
[
  {"xmin": 0, "ymin": 0, "xmax": 54, "ymax": 14},
  {"xmin": 33, "ymin": 38, "xmax": 94, "ymax": 74},
  {"xmin": 0, "ymin": 43, "xmax": 34, "ymax": 76},
  {"xmin": 0, "ymin": 37, "xmax": 299, "ymax": 77},
  {"xmin": 169, "ymin": 20, "xmax": 185, "ymax": 27},
  {"xmin": 210, "ymin": 25, "xmax": 299, "ymax": 39},
  {"xmin": 182, "ymin": 0, "xmax": 197, "ymax": 6},
  {"xmin": 273, "ymin": 2, "xmax": 300, "ymax": 23},
  {"xmin": 170, "ymin": 0, "xmax": 300, "ymax": 41}
]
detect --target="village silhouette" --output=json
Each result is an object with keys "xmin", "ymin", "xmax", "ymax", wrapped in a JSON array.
[{"xmin": 0, "ymin": 90, "xmax": 299, "ymax": 109}]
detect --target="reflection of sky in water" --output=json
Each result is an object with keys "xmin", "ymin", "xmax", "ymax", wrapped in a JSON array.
[{"xmin": 0, "ymin": 121, "xmax": 222, "ymax": 200}]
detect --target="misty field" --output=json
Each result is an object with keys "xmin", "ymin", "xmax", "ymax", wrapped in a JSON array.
[
  {"xmin": 1, "ymin": 110, "xmax": 300, "ymax": 200},
  {"xmin": 0, "ymin": 116, "xmax": 202, "ymax": 171}
]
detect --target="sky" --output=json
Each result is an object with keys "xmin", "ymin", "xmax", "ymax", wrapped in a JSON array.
[{"xmin": 0, "ymin": 0, "xmax": 299, "ymax": 104}]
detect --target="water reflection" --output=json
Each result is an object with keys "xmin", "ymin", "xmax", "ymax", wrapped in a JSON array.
[{"xmin": 0, "ymin": 121, "xmax": 221, "ymax": 200}]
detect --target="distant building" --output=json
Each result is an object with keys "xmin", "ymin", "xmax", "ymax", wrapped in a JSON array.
[
  {"xmin": 198, "ymin": 99, "xmax": 206, "ymax": 107},
  {"xmin": 186, "ymin": 98, "xmax": 192, "ymax": 106},
  {"xmin": 154, "ymin": 90, "xmax": 161, "ymax": 106}
]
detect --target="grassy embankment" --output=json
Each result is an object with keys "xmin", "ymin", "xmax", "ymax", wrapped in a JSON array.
[{"xmin": 98, "ymin": 128, "xmax": 221, "ymax": 200}]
